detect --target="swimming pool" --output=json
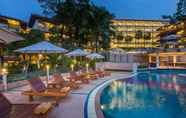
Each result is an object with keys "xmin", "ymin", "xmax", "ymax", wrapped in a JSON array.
[{"xmin": 100, "ymin": 70, "xmax": 186, "ymax": 118}]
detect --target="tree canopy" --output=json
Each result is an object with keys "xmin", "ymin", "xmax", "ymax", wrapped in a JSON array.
[
  {"xmin": 37, "ymin": 0, "xmax": 115, "ymax": 51},
  {"xmin": 162, "ymin": 0, "xmax": 185, "ymax": 22}
]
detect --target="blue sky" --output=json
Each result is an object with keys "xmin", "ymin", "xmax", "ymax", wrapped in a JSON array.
[{"xmin": 0, "ymin": 0, "xmax": 177, "ymax": 21}]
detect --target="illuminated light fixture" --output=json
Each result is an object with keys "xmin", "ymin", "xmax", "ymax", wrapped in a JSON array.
[
  {"xmin": 71, "ymin": 64, "xmax": 74, "ymax": 71},
  {"xmin": 38, "ymin": 54, "xmax": 43, "ymax": 59},
  {"xmin": 101, "ymin": 105, "xmax": 105, "ymax": 110},
  {"xmin": 46, "ymin": 64, "xmax": 50, "ymax": 70},
  {"xmin": 86, "ymin": 63, "xmax": 89, "ymax": 72},
  {"xmin": 2, "ymin": 68, "xmax": 8, "ymax": 75}
]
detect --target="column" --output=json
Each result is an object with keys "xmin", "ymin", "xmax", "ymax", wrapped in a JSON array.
[
  {"xmin": 156, "ymin": 53, "xmax": 160, "ymax": 68},
  {"xmin": 133, "ymin": 63, "xmax": 138, "ymax": 73},
  {"xmin": 173, "ymin": 55, "xmax": 177, "ymax": 67},
  {"xmin": 149, "ymin": 55, "xmax": 152, "ymax": 68}
]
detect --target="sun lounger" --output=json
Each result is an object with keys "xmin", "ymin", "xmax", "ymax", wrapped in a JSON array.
[
  {"xmin": 0, "ymin": 93, "xmax": 11, "ymax": 118},
  {"xmin": 80, "ymin": 69, "xmax": 97, "ymax": 80},
  {"xmin": 22, "ymin": 77, "xmax": 71, "ymax": 101},
  {"xmin": 68, "ymin": 71, "xmax": 89, "ymax": 84},
  {"xmin": 48, "ymin": 73, "xmax": 80, "ymax": 89},
  {"xmin": 0, "ymin": 93, "xmax": 50, "ymax": 118},
  {"xmin": 96, "ymin": 68, "xmax": 111, "ymax": 77}
]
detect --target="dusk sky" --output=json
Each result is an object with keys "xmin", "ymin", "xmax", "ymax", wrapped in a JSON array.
[{"xmin": 0, "ymin": 0, "xmax": 177, "ymax": 21}]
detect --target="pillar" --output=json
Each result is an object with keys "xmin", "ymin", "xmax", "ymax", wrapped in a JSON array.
[
  {"xmin": 149, "ymin": 55, "xmax": 152, "ymax": 68},
  {"xmin": 156, "ymin": 53, "xmax": 160, "ymax": 68},
  {"xmin": 173, "ymin": 55, "xmax": 177, "ymax": 67},
  {"xmin": 133, "ymin": 63, "xmax": 138, "ymax": 73}
]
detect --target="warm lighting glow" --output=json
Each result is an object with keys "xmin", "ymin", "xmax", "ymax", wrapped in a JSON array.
[
  {"xmin": 71, "ymin": 64, "xmax": 74, "ymax": 71},
  {"xmin": 2, "ymin": 68, "xmax": 8, "ymax": 75},
  {"xmin": 7, "ymin": 19, "xmax": 20, "ymax": 26},
  {"xmin": 111, "ymin": 19, "xmax": 168, "ymax": 49},
  {"xmin": 86, "ymin": 63, "xmax": 89, "ymax": 68},
  {"xmin": 72, "ymin": 59, "xmax": 77, "ymax": 65},
  {"xmin": 46, "ymin": 64, "xmax": 50, "ymax": 70},
  {"xmin": 38, "ymin": 54, "xmax": 43, "ymax": 59}
]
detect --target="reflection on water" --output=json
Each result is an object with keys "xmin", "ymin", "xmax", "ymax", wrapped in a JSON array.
[{"xmin": 100, "ymin": 71, "xmax": 186, "ymax": 118}]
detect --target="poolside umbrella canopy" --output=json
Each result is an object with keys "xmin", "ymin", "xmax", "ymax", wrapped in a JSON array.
[
  {"xmin": 15, "ymin": 41, "xmax": 68, "ymax": 54},
  {"xmin": 66, "ymin": 49, "xmax": 90, "ymax": 57},
  {"xmin": 86, "ymin": 53, "xmax": 104, "ymax": 59}
]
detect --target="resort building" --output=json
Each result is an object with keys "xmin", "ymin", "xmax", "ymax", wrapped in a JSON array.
[
  {"xmin": 28, "ymin": 14, "xmax": 61, "ymax": 40},
  {"xmin": 28, "ymin": 15, "xmax": 170, "ymax": 50},
  {"xmin": 110, "ymin": 19, "xmax": 169, "ymax": 49},
  {"xmin": 148, "ymin": 19, "xmax": 186, "ymax": 69},
  {"xmin": 158, "ymin": 20, "xmax": 186, "ymax": 48},
  {"xmin": 0, "ymin": 15, "xmax": 27, "ymax": 32}
]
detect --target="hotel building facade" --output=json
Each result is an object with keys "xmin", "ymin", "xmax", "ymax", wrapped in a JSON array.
[
  {"xmin": 148, "ymin": 19, "xmax": 186, "ymax": 68},
  {"xmin": 0, "ymin": 14, "xmax": 170, "ymax": 50},
  {"xmin": 27, "ymin": 15, "xmax": 170, "ymax": 50},
  {"xmin": 111, "ymin": 19, "xmax": 169, "ymax": 49},
  {"xmin": 0, "ymin": 15, "xmax": 27, "ymax": 32}
]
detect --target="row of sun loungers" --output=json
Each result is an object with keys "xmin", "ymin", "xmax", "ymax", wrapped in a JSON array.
[
  {"xmin": 22, "ymin": 69, "xmax": 111, "ymax": 101},
  {"xmin": 0, "ymin": 69, "xmax": 111, "ymax": 118}
]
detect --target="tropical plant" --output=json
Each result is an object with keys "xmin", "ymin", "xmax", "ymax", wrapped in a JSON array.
[
  {"xmin": 162, "ymin": 0, "xmax": 185, "ymax": 22},
  {"xmin": 37, "ymin": 0, "xmax": 115, "ymax": 51},
  {"xmin": 175, "ymin": 0, "xmax": 185, "ymax": 21},
  {"xmin": 90, "ymin": 4, "xmax": 115, "ymax": 51}
]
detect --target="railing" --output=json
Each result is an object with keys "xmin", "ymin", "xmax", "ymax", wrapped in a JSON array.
[{"xmin": 96, "ymin": 62, "xmax": 136, "ymax": 71}]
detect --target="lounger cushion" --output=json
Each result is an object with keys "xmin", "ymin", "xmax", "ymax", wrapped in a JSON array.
[
  {"xmin": 53, "ymin": 74, "xmax": 65, "ymax": 83},
  {"xmin": 28, "ymin": 77, "xmax": 46, "ymax": 92}
]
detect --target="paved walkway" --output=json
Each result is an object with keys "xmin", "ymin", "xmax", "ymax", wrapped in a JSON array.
[{"xmin": 2, "ymin": 72, "xmax": 132, "ymax": 118}]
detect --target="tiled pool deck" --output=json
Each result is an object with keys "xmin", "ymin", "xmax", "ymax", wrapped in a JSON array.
[{"xmin": 2, "ymin": 72, "xmax": 132, "ymax": 118}]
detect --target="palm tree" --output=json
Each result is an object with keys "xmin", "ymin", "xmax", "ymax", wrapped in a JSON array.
[
  {"xmin": 90, "ymin": 5, "xmax": 114, "ymax": 52},
  {"xmin": 38, "ymin": 0, "xmax": 114, "ymax": 51}
]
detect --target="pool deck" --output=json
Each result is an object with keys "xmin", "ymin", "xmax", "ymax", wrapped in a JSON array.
[{"xmin": 2, "ymin": 72, "xmax": 132, "ymax": 118}]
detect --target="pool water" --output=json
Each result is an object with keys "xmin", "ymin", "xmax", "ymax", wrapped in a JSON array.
[{"xmin": 100, "ymin": 70, "xmax": 186, "ymax": 118}]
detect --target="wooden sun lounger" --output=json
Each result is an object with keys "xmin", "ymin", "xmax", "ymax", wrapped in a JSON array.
[
  {"xmin": 0, "ymin": 93, "xmax": 45, "ymax": 118},
  {"xmin": 96, "ymin": 69, "xmax": 111, "ymax": 77},
  {"xmin": 68, "ymin": 71, "xmax": 89, "ymax": 84},
  {"xmin": 80, "ymin": 69, "xmax": 97, "ymax": 80},
  {"xmin": 22, "ymin": 77, "xmax": 70, "ymax": 101},
  {"xmin": 23, "ymin": 89, "xmax": 69, "ymax": 101},
  {"xmin": 48, "ymin": 73, "xmax": 80, "ymax": 89}
]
